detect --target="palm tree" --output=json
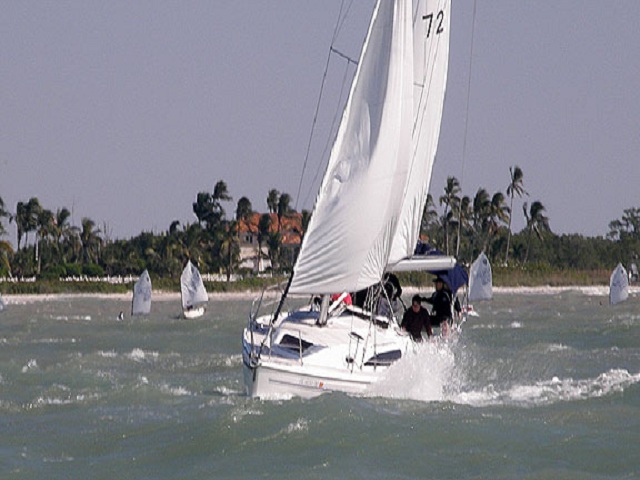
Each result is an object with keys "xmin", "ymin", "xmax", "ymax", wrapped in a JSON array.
[
  {"xmin": 192, "ymin": 181, "xmax": 232, "ymax": 233},
  {"xmin": 64, "ymin": 226, "xmax": 83, "ymax": 264},
  {"xmin": 168, "ymin": 220, "xmax": 181, "ymax": 236},
  {"xmin": 608, "ymin": 207, "xmax": 640, "ymax": 241},
  {"xmin": 485, "ymin": 191, "xmax": 510, "ymax": 257},
  {"xmin": 192, "ymin": 192, "xmax": 213, "ymax": 227},
  {"xmin": 0, "ymin": 196, "xmax": 9, "ymax": 238},
  {"xmin": 277, "ymin": 193, "xmax": 292, "ymax": 224},
  {"xmin": 420, "ymin": 193, "xmax": 440, "ymax": 246},
  {"xmin": 52, "ymin": 207, "xmax": 72, "ymax": 263},
  {"xmin": 267, "ymin": 189, "xmax": 280, "ymax": 214},
  {"xmin": 471, "ymin": 188, "xmax": 491, "ymax": 254},
  {"xmin": 182, "ymin": 223, "xmax": 206, "ymax": 269},
  {"xmin": 301, "ymin": 209, "xmax": 312, "ymax": 236},
  {"xmin": 150, "ymin": 228, "xmax": 183, "ymax": 278},
  {"xmin": 505, "ymin": 166, "xmax": 528, "ymax": 264},
  {"xmin": 220, "ymin": 221, "xmax": 240, "ymax": 281},
  {"xmin": 522, "ymin": 201, "xmax": 550, "ymax": 264},
  {"xmin": 79, "ymin": 217, "xmax": 102, "ymax": 265},
  {"xmin": 212, "ymin": 180, "xmax": 232, "ymax": 206},
  {"xmin": 12, "ymin": 198, "xmax": 41, "ymax": 252},
  {"xmin": 439, "ymin": 177, "xmax": 461, "ymax": 255},
  {"xmin": 35, "ymin": 208, "xmax": 55, "ymax": 273},
  {"xmin": 455, "ymin": 195, "xmax": 472, "ymax": 258},
  {"xmin": 0, "ymin": 239, "xmax": 13, "ymax": 277},
  {"xmin": 257, "ymin": 213, "xmax": 272, "ymax": 272},
  {"xmin": 235, "ymin": 197, "xmax": 253, "ymax": 225},
  {"xmin": 267, "ymin": 231, "xmax": 282, "ymax": 272}
]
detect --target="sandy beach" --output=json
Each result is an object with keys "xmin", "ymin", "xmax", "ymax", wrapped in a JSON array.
[{"xmin": 3, "ymin": 285, "xmax": 639, "ymax": 305}]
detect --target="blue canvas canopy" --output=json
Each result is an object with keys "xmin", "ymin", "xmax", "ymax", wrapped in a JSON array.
[
  {"xmin": 431, "ymin": 264, "xmax": 469, "ymax": 295},
  {"xmin": 415, "ymin": 242, "xmax": 469, "ymax": 295}
]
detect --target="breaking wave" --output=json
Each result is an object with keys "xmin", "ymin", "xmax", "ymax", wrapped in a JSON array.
[{"xmin": 451, "ymin": 368, "xmax": 640, "ymax": 407}]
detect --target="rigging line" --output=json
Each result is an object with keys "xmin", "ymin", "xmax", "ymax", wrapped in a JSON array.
[
  {"xmin": 460, "ymin": 0, "xmax": 477, "ymax": 189},
  {"xmin": 456, "ymin": 0, "xmax": 477, "ymax": 259},
  {"xmin": 294, "ymin": 48, "xmax": 333, "ymax": 212},
  {"xmin": 330, "ymin": 46, "xmax": 358, "ymax": 65},
  {"xmin": 303, "ymin": 59, "xmax": 354, "ymax": 207},
  {"xmin": 294, "ymin": 0, "xmax": 355, "ymax": 211}
]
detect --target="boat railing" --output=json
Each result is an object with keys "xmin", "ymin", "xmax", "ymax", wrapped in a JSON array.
[{"xmin": 346, "ymin": 331, "xmax": 364, "ymax": 372}]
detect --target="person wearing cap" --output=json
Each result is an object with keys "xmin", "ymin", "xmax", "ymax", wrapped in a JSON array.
[
  {"xmin": 422, "ymin": 276, "xmax": 453, "ymax": 330},
  {"xmin": 400, "ymin": 294, "xmax": 433, "ymax": 341}
]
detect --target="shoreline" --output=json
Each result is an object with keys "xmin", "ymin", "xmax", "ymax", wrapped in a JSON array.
[{"xmin": 2, "ymin": 285, "xmax": 638, "ymax": 305}]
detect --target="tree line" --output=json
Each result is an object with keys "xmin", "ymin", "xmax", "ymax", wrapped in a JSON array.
[{"xmin": 0, "ymin": 167, "xmax": 638, "ymax": 281}]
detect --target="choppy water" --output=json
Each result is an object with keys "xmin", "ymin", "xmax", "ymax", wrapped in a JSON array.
[{"xmin": 1, "ymin": 290, "xmax": 639, "ymax": 479}]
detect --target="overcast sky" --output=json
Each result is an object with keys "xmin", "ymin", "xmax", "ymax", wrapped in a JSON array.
[{"xmin": 2, "ymin": 1, "xmax": 639, "ymax": 244}]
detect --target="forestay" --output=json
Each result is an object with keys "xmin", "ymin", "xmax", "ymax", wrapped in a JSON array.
[
  {"xmin": 131, "ymin": 269, "xmax": 152, "ymax": 315},
  {"xmin": 180, "ymin": 260, "xmax": 209, "ymax": 309},
  {"xmin": 289, "ymin": 0, "xmax": 451, "ymax": 295},
  {"xmin": 469, "ymin": 252, "xmax": 493, "ymax": 301}
]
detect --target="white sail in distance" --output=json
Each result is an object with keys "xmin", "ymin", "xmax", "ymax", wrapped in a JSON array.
[
  {"xmin": 468, "ymin": 252, "xmax": 493, "ymax": 301},
  {"xmin": 131, "ymin": 270, "xmax": 152, "ymax": 315},
  {"xmin": 609, "ymin": 263, "xmax": 629, "ymax": 305},
  {"xmin": 181, "ymin": 260, "xmax": 209, "ymax": 310},
  {"xmin": 290, "ymin": 0, "xmax": 450, "ymax": 295}
]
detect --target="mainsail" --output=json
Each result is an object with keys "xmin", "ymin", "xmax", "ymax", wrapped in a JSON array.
[
  {"xmin": 609, "ymin": 263, "xmax": 629, "ymax": 305},
  {"xmin": 180, "ymin": 260, "xmax": 209, "ymax": 310},
  {"xmin": 0, "ymin": 294, "xmax": 5, "ymax": 312},
  {"xmin": 131, "ymin": 269, "xmax": 152, "ymax": 315},
  {"xmin": 388, "ymin": 0, "xmax": 450, "ymax": 266},
  {"xmin": 289, "ymin": 0, "xmax": 451, "ymax": 295},
  {"xmin": 469, "ymin": 252, "xmax": 493, "ymax": 301}
]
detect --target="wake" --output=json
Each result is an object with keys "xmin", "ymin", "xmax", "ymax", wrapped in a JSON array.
[
  {"xmin": 364, "ymin": 338, "xmax": 640, "ymax": 407},
  {"xmin": 451, "ymin": 368, "xmax": 640, "ymax": 407}
]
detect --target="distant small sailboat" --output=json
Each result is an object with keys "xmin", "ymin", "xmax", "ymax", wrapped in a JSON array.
[
  {"xmin": 180, "ymin": 260, "xmax": 208, "ymax": 319},
  {"xmin": 131, "ymin": 270, "xmax": 152, "ymax": 315},
  {"xmin": 0, "ymin": 294, "xmax": 5, "ymax": 312},
  {"xmin": 609, "ymin": 263, "xmax": 629, "ymax": 305},
  {"xmin": 468, "ymin": 252, "xmax": 493, "ymax": 302}
]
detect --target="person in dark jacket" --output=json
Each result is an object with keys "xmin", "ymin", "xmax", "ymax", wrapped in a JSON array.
[
  {"xmin": 401, "ymin": 294, "xmax": 432, "ymax": 341},
  {"xmin": 422, "ymin": 276, "xmax": 453, "ymax": 328}
]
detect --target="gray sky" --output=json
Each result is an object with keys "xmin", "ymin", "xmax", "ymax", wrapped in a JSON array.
[{"xmin": 2, "ymin": 1, "xmax": 639, "ymax": 244}]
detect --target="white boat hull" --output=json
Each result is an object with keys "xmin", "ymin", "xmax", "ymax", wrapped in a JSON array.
[
  {"xmin": 183, "ymin": 306, "xmax": 205, "ymax": 319},
  {"xmin": 242, "ymin": 348, "xmax": 377, "ymax": 400},
  {"xmin": 242, "ymin": 306, "xmax": 412, "ymax": 399}
]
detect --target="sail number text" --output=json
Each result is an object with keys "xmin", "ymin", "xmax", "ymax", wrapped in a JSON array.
[{"xmin": 423, "ymin": 11, "xmax": 445, "ymax": 37}]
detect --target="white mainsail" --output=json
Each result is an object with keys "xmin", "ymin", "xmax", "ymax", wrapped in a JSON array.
[
  {"xmin": 289, "ymin": 0, "xmax": 450, "ymax": 295},
  {"xmin": 180, "ymin": 260, "xmax": 208, "ymax": 310},
  {"xmin": 468, "ymin": 252, "xmax": 493, "ymax": 301},
  {"xmin": 609, "ymin": 263, "xmax": 629, "ymax": 305},
  {"xmin": 131, "ymin": 269, "xmax": 152, "ymax": 315},
  {"xmin": 388, "ymin": 0, "xmax": 450, "ymax": 266},
  {"xmin": 0, "ymin": 294, "xmax": 5, "ymax": 312}
]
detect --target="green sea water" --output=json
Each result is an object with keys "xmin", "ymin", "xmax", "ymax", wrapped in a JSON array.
[{"xmin": 1, "ymin": 290, "xmax": 639, "ymax": 479}]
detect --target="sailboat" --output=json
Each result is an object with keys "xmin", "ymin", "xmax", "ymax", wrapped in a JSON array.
[
  {"xmin": 468, "ymin": 252, "xmax": 492, "ymax": 302},
  {"xmin": 0, "ymin": 294, "xmax": 5, "ymax": 313},
  {"xmin": 180, "ymin": 260, "xmax": 209, "ymax": 319},
  {"xmin": 131, "ymin": 269, "xmax": 152, "ymax": 316},
  {"xmin": 609, "ymin": 263, "xmax": 629, "ymax": 305},
  {"xmin": 242, "ymin": 0, "xmax": 454, "ymax": 399}
]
